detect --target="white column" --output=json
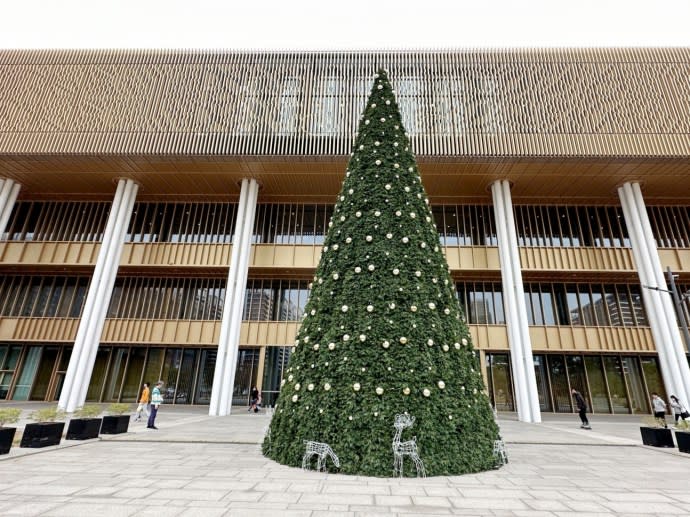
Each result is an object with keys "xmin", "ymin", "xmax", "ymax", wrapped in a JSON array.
[
  {"xmin": 209, "ymin": 178, "xmax": 259, "ymax": 416},
  {"xmin": 0, "ymin": 178, "xmax": 21, "ymax": 239},
  {"xmin": 491, "ymin": 180, "xmax": 540, "ymax": 422},
  {"xmin": 501, "ymin": 181, "xmax": 541, "ymax": 423},
  {"xmin": 58, "ymin": 179, "xmax": 139, "ymax": 412},
  {"xmin": 619, "ymin": 182, "xmax": 690, "ymax": 404},
  {"xmin": 492, "ymin": 181, "xmax": 529, "ymax": 422}
]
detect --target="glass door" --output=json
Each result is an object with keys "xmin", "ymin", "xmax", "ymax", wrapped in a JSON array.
[
  {"xmin": 29, "ymin": 346, "xmax": 59, "ymax": 400},
  {"xmin": 547, "ymin": 355, "xmax": 572, "ymax": 412},
  {"xmin": 486, "ymin": 354, "xmax": 514, "ymax": 411},
  {"xmin": 232, "ymin": 348, "xmax": 260, "ymax": 406}
]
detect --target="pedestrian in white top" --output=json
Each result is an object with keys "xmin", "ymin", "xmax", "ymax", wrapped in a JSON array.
[
  {"xmin": 651, "ymin": 392, "xmax": 667, "ymax": 428},
  {"xmin": 669, "ymin": 394, "xmax": 690, "ymax": 424}
]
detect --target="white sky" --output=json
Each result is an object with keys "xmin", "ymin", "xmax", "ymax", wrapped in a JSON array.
[{"xmin": 1, "ymin": 0, "xmax": 688, "ymax": 49}]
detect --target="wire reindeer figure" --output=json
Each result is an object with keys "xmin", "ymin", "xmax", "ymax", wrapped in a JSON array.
[
  {"xmin": 302, "ymin": 441, "xmax": 340, "ymax": 472},
  {"xmin": 392, "ymin": 414, "xmax": 426, "ymax": 478}
]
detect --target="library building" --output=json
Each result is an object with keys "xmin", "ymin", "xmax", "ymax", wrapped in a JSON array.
[{"xmin": 0, "ymin": 48, "xmax": 689, "ymax": 420}]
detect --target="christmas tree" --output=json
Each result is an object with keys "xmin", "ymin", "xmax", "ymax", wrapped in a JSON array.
[{"xmin": 263, "ymin": 70, "xmax": 500, "ymax": 476}]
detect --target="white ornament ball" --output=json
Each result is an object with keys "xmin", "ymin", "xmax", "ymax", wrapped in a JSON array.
[
  {"xmin": 423, "ymin": 389, "xmax": 431, "ymax": 397},
  {"xmin": 415, "ymin": 271, "xmax": 421, "ymax": 277},
  {"xmin": 402, "ymin": 237, "xmax": 409, "ymax": 243},
  {"xmin": 341, "ymin": 305, "xmax": 348, "ymax": 312},
  {"xmin": 353, "ymin": 383, "xmax": 361, "ymax": 391},
  {"xmin": 355, "ymin": 211, "xmax": 362, "ymax": 217},
  {"xmin": 400, "ymin": 337, "xmax": 408, "ymax": 344},
  {"xmin": 410, "ymin": 305, "xmax": 417, "ymax": 312},
  {"xmin": 376, "ymin": 387, "xmax": 384, "ymax": 395},
  {"xmin": 382, "ymin": 340, "xmax": 390, "ymax": 349},
  {"xmin": 367, "ymin": 305, "xmax": 374, "ymax": 312},
  {"xmin": 359, "ymin": 334, "xmax": 366, "ymax": 342},
  {"xmin": 442, "ymin": 344, "xmax": 449, "ymax": 352},
  {"xmin": 343, "ymin": 334, "xmax": 350, "ymax": 341},
  {"xmin": 403, "ymin": 387, "xmax": 411, "ymax": 395},
  {"xmin": 462, "ymin": 338, "xmax": 468, "ymax": 346},
  {"xmin": 395, "ymin": 210, "xmax": 402, "ymax": 216},
  {"xmin": 374, "ymin": 210, "xmax": 381, "ymax": 217},
  {"xmin": 324, "ymin": 383, "xmax": 331, "ymax": 391},
  {"xmin": 444, "ymin": 308, "xmax": 451, "ymax": 315},
  {"xmin": 355, "ymin": 266, "xmax": 362, "ymax": 273},
  {"xmin": 368, "ymin": 264, "xmax": 375, "ymax": 271},
  {"xmin": 313, "ymin": 344, "xmax": 319, "ymax": 351},
  {"xmin": 393, "ymin": 268, "xmax": 400, "ymax": 275},
  {"xmin": 366, "ymin": 235, "xmax": 373, "ymax": 242},
  {"xmin": 308, "ymin": 383, "xmax": 314, "ymax": 391},
  {"xmin": 346, "ymin": 237, "xmax": 352, "ymax": 243},
  {"xmin": 427, "ymin": 339, "xmax": 434, "ymax": 346},
  {"xmin": 410, "ymin": 212, "xmax": 416, "ymax": 219},
  {"xmin": 385, "ymin": 184, "xmax": 392, "ymax": 190},
  {"xmin": 454, "ymin": 342, "xmax": 461, "ymax": 349},
  {"xmin": 288, "ymin": 374, "xmax": 294, "ymax": 381},
  {"xmin": 389, "ymin": 302, "xmax": 396, "ymax": 309},
  {"xmin": 333, "ymin": 273, "xmax": 339, "ymax": 280},
  {"xmin": 328, "ymin": 342, "xmax": 336, "ymax": 350},
  {"xmin": 386, "ymin": 233, "xmax": 393, "ymax": 239},
  {"xmin": 375, "ymin": 160, "xmax": 381, "ymax": 165},
  {"xmin": 428, "ymin": 303, "xmax": 436, "ymax": 309},
  {"xmin": 280, "ymin": 379, "xmax": 286, "ymax": 387},
  {"xmin": 377, "ymin": 84, "xmax": 383, "ymax": 90},
  {"xmin": 438, "ymin": 381, "xmax": 446, "ymax": 389},
  {"xmin": 294, "ymin": 383, "xmax": 301, "ymax": 391}
]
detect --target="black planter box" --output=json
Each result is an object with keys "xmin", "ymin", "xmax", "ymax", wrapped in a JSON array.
[
  {"xmin": 20, "ymin": 422, "xmax": 65, "ymax": 448},
  {"xmin": 0, "ymin": 427, "xmax": 17, "ymax": 454},
  {"xmin": 66, "ymin": 418, "xmax": 102, "ymax": 440},
  {"xmin": 639, "ymin": 426, "xmax": 675, "ymax": 448},
  {"xmin": 675, "ymin": 431, "xmax": 690, "ymax": 453},
  {"xmin": 100, "ymin": 415, "xmax": 130, "ymax": 434}
]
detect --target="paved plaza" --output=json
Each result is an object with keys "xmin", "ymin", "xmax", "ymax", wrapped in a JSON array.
[{"xmin": 0, "ymin": 404, "xmax": 688, "ymax": 516}]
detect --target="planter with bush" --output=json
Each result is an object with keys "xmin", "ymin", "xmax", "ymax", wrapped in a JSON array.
[
  {"xmin": 639, "ymin": 417, "xmax": 674, "ymax": 448},
  {"xmin": 674, "ymin": 419, "xmax": 690, "ymax": 454},
  {"xmin": 0, "ymin": 408, "xmax": 21, "ymax": 454},
  {"xmin": 100, "ymin": 403, "xmax": 131, "ymax": 435},
  {"xmin": 20, "ymin": 407, "xmax": 66, "ymax": 448},
  {"xmin": 66, "ymin": 405, "xmax": 103, "ymax": 440}
]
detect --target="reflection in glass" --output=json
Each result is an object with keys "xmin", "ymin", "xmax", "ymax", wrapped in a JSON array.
[
  {"xmin": 533, "ymin": 355, "xmax": 552, "ymax": 411},
  {"xmin": 30, "ymin": 347, "xmax": 58, "ymax": 401},
  {"xmin": 174, "ymin": 349, "xmax": 198, "ymax": 405},
  {"xmin": 640, "ymin": 356, "xmax": 666, "ymax": 402},
  {"xmin": 194, "ymin": 350, "xmax": 216, "ymax": 404},
  {"xmin": 487, "ymin": 354, "xmax": 514, "ymax": 411},
  {"xmin": 12, "ymin": 347, "xmax": 42, "ymax": 400},
  {"xmin": 86, "ymin": 348, "xmax": 110, "ymax": 401},
  {"xmin": 584, "ymin": 356, "xmax": 610, "ymax": 413},
  {"xmin": 161, "ymin": 349, "xmax": 183, "ymax": 403},
  {"xmin": 604, "ymin": 356, "xmax": 630, "ymax": 414},
  {"xmin": 547, "ymin": 355, "xmax": 571, "ymax": 412},
  {"xmin": 120, "ymin": 348, "xmax": 146, "ymax": 401},
  {"xmin": 566, "ymin": 355, "xmax": 588, "ymax": 408},
  {"xmin": 103, "ymin": 348, "xmax": 128, "ymax": 402},
  {"xmin": 262, "ymin": 346, "xmax": 292, "ymax": 407},
  {"xmin": 233, "ymin": 348, "xmax": 260, "ymax": 406},
  {"xmin": 622, "ymin": 356, "xmax": 649, "ymax": 414}
]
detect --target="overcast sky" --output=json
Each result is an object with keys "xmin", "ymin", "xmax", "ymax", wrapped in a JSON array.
[{"xmin": 1, "ymin": 0, "xmax": 688, "ymax": 49}]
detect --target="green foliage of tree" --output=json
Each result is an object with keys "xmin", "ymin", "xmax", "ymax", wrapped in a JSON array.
[{"xmin": 263, "ymin": 70, "xmax": 499, "ymax": 476}]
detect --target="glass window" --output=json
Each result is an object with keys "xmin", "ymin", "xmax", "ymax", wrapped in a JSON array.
[
  {"xmin": 547, "ymin": 355, "xmax": 572, "ymax": 412},
  {"xmin": 622, "ymin": 356, "xmax": 650, "ymax": 414},
  {"xmin": 603, "ymin": 356, "xmax": 630, "ymax": 414},
  {"xmin": 486, "ymin": 354, "xmax": 514, "ymax": 411},
  {"xmin": 585, "ymin": 356, "xmax": 611, "ymax": 413},
  {"xmin": 533, "ymin": 355, "xmax": 552, "ymax": 411}
]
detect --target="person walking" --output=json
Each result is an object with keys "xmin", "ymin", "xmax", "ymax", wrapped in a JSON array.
[
  {"xmin": 147, "ymin": 381, "xmax": 164, "ymax": 430},
  {"xmin": 134, "ymin": 382, "xmax": 150, "ymax": 422},
  {"xmin": 249, "ymin": 386, "xmax": 260, "ymax": 413},
  {"xmin": 651, "ymin": 392, "xmax": 667, "ymax": 428},
  {"xmin": 571, "ymin": 388, "xmax": 591, "ymax": 429},
  {"xmin": 669, "ymin": 394, "xmax": 689, "ymax": 424}
]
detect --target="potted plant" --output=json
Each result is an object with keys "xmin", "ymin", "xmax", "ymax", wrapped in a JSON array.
[
  {"xmin": 66, "ymin": 405, "xmax": 103, "ymax": 440},
  {"xmin": 20, "ymin": 407, "xmax": 66, "ymax": 448},
  {"xmin": 0, "ymin": 408, "xmax": 21, "ymax": 454},
  {"xmin": 674, "ymin": 419, "xmax": 690, "ymax": 454},
  {"xmin": 639, "ymin": 416, "xmax": 675, "ymax": 448},
  {"xmin": 100, "ymin": 403, "xmax": 131, "ymax": 435}
]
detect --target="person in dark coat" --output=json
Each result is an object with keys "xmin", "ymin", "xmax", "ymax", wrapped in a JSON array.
[{"xmin": 571, "ymin": 388, "xmax": 591, "ymax": 429}]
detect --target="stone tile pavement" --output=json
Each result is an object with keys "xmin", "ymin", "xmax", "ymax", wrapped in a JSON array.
[{"xmin": 0, "ymin": 404, "xmax": 688, "ymax": 516}]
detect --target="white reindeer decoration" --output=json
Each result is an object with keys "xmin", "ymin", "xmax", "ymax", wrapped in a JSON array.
[
  {"xmin": 392, "ymin": 414, "xmax": 426, "ymax": 478},
  {"xmin": 302, "ymin": 441, "xmax": 340, "ymax": 472}
]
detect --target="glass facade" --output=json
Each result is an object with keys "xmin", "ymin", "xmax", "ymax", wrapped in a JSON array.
[
  {"xmin": 0, "ymin": 344, "xmax": 71, "ymax": 401},
  {"xmin": 486, "ymin": 353, "xmax": 667, "ymax": 414}
]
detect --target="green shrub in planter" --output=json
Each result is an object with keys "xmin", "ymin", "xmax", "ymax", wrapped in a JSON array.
[
  {"xmin": 66, "ymin": 405, "xmax": 103, "ymax": 441},
  {"xmin": 100, "ymin": 403, "xmax": 132, "ymax": 435},
  {"xmin": 21, "ymin": 406, "xmax": 66, "ymax": 448},
  {"xmin": 0, "ymin": 408, "xmax": 21, "ymax": 454}
]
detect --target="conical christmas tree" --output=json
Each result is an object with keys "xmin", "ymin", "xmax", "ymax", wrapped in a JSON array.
[{"xmin": 263, "ymin": 70, "xmax": 500, "ymax": 476}]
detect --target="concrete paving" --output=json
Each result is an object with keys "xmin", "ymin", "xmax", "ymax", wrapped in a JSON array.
[{"xmin": 0, "ymin": 403, "xmax": 688, "ymax": 516}]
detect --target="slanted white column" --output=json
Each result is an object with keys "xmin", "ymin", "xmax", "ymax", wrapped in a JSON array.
[
  {"xmin": 491, "ymin": 180, "xmax": 541, "ymax": 423},
  {"xmin": 0, "ymin": 178, "xmax": 21, "ymax": 238},
  {"xmin": 58, "ymin": 179, "xmax": 139, "ymax": 412},
  {"xmin": 618, "ymin": 182, "xmax": 690, "ymax": 404},
  {"xmin": 209, "ymin": 178, "xmax": 259, "ymax": 416}
]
